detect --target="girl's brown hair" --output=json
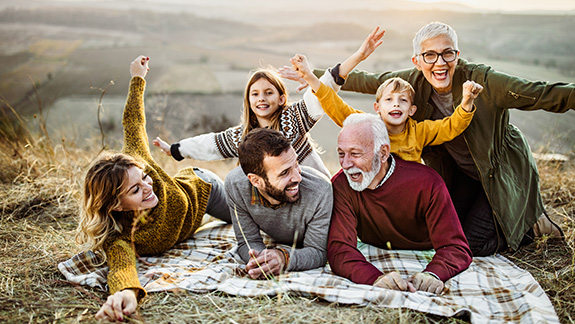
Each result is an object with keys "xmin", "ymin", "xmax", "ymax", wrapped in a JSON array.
[{"xmin": 240, "ymin": 68, "xmax": 289, "ymax": 139}]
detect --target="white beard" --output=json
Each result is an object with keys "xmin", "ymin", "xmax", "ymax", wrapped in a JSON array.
[{"xmin": 343, "ymin": 154, "xmax": 381, "ymax": 191}]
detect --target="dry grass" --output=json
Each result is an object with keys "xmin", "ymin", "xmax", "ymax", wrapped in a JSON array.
[
  {"xmin": 0, "ymin": 122, "xmax": 573, "ymax": 323},
  {"xmin": 501, "ymin": 159, "xmax": 575, "ymax": 323}
]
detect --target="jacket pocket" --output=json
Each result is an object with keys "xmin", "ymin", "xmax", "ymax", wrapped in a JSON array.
[{"xmin": 507, "ymin": 90, "xmax": 537, "ymax": 108}]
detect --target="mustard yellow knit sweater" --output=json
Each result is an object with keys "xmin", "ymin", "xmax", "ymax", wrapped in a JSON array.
[{"xmin": 103, "ymin": 76, "xmax": 211, "ymax": 300}]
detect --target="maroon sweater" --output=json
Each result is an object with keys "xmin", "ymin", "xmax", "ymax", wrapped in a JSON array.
[{"xmin": 328, "ymin": 157, "xmax": 472, "ymax": 285}]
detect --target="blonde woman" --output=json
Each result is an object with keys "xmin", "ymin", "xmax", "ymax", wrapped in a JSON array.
[
  {"xmin": 152, "ymin": 66, "xmax": 332, "ymax": 177},
  {"xmin": 76, "ymin": 56, "xmax": 231, "ymax": 321}
]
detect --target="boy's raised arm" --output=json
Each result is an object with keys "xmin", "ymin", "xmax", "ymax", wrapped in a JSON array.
[
  {"xmin": 461, "ymin": 80, "xmax": 483, "ymax": 112},
  {"xmin": 290, "ymin": 54, "xmax": 321, "ymax": 92}
]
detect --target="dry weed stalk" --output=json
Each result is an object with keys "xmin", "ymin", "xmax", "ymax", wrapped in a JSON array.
[
  {"xmin": 28, "ymin": 76, "xmax": 53, "ymax": 148},
  {"xmin": 231, "ymin": 204, "xmax": 273, "ymax": 281},
  {"xmin": 91, "ymin": 80, "xmax": 115, "ymax": 153}
]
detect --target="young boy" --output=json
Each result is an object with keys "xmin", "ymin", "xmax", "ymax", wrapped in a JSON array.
[{"xmin": 286, "ymin": 27, "xmax": 483, "ymax": 163}]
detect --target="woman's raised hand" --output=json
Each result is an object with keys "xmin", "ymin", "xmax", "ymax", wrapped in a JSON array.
[
  {"xmin": 130, "ymin": 55, "xmax": 150, "ymax": 79},
  {"xmin": 356, "ymin": 26, "xmax": 385, "ymax": 61}
]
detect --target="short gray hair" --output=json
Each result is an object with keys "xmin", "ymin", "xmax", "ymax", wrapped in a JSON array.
[
  {"xmin": 412, "ymin": 22, "xmax": 458, "ymax": 59},
  {"xmin": 341, "ymin": 113, "xmax": 389, "ymax": 154}
]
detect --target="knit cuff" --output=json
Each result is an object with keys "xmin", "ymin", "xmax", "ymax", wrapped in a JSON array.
[
  {"xmin": 170, "ymin": 143, "xmax": 184, "ymax": 161},
  {"xmin": 329, "ymin": 63, "xmax": 346, "ymax": 86}
]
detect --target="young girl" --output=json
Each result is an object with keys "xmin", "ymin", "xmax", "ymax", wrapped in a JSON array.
[
  {"xmin": 152, "ymin": 67, "xmax": 331, "ymax": 177},
  {"xmin": 76, "ymin": 56, "xmax": 231, "ymax": 322}
]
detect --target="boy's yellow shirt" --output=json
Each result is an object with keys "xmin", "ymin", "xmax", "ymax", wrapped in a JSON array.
[{"xmin": 314, "ymin": 82, "xmax": 475, "ymax": 163}]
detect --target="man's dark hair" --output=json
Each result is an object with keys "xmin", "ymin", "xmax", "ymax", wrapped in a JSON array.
[{"xmin": 238, "ymin": 128, "xmax": 291, "ymax": 177}]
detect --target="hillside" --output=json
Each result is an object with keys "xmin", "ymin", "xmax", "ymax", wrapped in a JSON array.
[{"xmin": 0, "ymin": 2, "xmax": 574, "ymax": 158}]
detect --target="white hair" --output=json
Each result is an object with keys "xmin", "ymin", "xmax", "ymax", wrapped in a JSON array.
[
  {"xmin": 341, "ymin": 113, "xmax": 389, "ymax": 155},
  {"xmin": 412, "ymin": 22, "xmax": 459, "ymax": 59}
]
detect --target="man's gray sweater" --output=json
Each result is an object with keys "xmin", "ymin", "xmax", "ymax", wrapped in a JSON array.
[{"xmin": 225, "ymin": 166, "xmax": 333, "ymax": 271}]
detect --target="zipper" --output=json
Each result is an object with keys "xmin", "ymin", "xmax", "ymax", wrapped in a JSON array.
[
  {"xmin": 508, "ymin": 91, "xmax": 536, "ymax": 101},
  {"xmin": 462, "ymin": 131, "xmax": 507, "ymax": 252}
]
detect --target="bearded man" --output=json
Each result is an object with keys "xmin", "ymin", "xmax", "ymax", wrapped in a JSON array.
[
  {"xmin": 225, "ymin": 128, "xmax": 333, "ymax": 279},
  {"xmin": 328, "ymin": 113, "xmax": 471, "ymax": 294}
]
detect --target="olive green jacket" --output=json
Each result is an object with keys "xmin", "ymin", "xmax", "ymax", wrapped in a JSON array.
[{"xmin": 317, "ymin": 59, "xmax": 575, "ymax": 249}]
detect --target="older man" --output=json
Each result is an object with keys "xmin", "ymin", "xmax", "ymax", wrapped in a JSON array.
[
  {"xmin": 225, "ymin": 128, "xmax": 333, "ymax": 279},
  {"xmin": 328, "ymin": 113, "xmax": 472, "ymax": 294}
]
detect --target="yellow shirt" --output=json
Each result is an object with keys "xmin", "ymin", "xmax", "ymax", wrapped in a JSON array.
[{"xmin": 314, "ymin": 82, "xmax": 474, "ymax": 162}]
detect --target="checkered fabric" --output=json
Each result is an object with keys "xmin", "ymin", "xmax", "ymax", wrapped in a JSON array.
[{"xmin": 58, "ymin": 222, "xmax": 559, "ymax": 323}]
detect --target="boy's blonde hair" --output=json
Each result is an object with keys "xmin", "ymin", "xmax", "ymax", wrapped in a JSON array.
[
  {"xmin": 375, "ymin": 77, "xmax": 415, "ymax": 104},
  {"xmin": 241, "ymin": 68, "xmax": 289, "ymax": 139},
  {"xmin": 75, "ymin": 153, "xmax": 144, "ymax": 260}
]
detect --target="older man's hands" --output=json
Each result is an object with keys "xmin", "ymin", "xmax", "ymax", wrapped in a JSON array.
[
  {"xmin": 374, "ymin": 271, "xmax": 416, "ymax": 292},
  {"xmin": 374, "ymin": 271, "xmax": 444, "ymax": 294},
  {"xmin": 409, "ymin": 272, "xmax": 444, "ymax": 294}
]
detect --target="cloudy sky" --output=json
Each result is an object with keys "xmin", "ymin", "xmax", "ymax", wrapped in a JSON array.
[{"xmin": 406, "ymin": 0, "xmax": 575, "ymax": 12}]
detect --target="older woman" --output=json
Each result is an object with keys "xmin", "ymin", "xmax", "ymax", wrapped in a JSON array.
[{"xmin": 312, "ymin": 22, "xmax": 569, "ymax": 256}]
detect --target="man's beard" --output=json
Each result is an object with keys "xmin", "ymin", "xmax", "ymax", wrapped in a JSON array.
[
  {"xmin": 343, "ymin": 153, "xmax": 381, "ymax": 191},
  {"xmin": 262, "ymin": 178, "xmax": 300, "ymax": 203}
]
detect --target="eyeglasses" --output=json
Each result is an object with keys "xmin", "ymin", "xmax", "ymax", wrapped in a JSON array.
[{"xmin": 419, "ymin": 49, "xmax": 459, "ymax": 64}]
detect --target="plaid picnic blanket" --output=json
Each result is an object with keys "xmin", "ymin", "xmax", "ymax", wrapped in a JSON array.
[{"xmin": 59, "ymin": 221, "xmax": 559, "ymax": 323}]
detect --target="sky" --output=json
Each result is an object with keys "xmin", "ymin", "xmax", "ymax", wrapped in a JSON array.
[
  {"xmin": 6, "ymin": 0, "xmax": 575, "ymax": 14},
  {"xmin": 407, "ymin": 0, "xmax": 575, "ymax": 12}
]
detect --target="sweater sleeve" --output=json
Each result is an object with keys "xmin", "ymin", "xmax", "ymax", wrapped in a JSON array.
[
  {"xmin": 302, "ymin": 71, "xmax": 342, "ymax": 120},
  {"xmin": 421, "ymin": 177, "xmax": 473, "ymax": 282},
  {"xmin": 314, "ymin": 83, "xmax": 365, "ymax": 128},
  {"xmin": 327, "ymin": 175, "xmax": 383, "ymax": 285},
  {"xmin": 177, "ymin": 132, "xmax": 227, "ymax": 161},
  {"xmin": 104, "ymin": 237, "xmax": 147, "ymax": 300},
  {"xmin": 225, "ymin": 173, "xmax": 266, "ymax": 262},
  {"xmin": 286, "ymin": 181, "xmax": 333, "ymax": 271},
  {"xmin": 415, "ymin": 104, "xmax": 475, "ymax": 147},
  {"xmin": 122, "ymin": 77, "xmax": 152, "ymax": 161}
]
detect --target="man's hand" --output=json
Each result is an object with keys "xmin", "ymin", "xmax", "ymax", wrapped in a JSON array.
[
  {"xmin": 95, "ymin": 288, "xmax": 138, "ymax": 322},
  {"xmin": 245, "ymin": 248, "xmax": 285, "ymax": 279},
  {"xmin": 409, "ymin": 272, "xmax": 444, "ymax": 295},
  {"xmin": 373, "ymin": 271, "xmax": 416, "ymax": 292},
  {"xmin": 130, "ymin": 55, "xmax": 149, "ymax": 79},
  {"xmin": 460, "ymin": 80, "xmax": 483, "ymax": 112},
  {"xmin": 152, "ymin": 136, "xmax": 172, "ymax": 156}
]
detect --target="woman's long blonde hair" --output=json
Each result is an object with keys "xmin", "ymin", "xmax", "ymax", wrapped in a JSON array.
[
  {"xmin": 240, "ymin": 68, "xmax": 289, "ymax": 139},
  {"xmin": 75, "ymin": 153, "xmax": 143, "ymax": 256}
]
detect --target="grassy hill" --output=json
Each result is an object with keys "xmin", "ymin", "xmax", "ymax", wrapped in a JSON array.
[{"xmin": 0, "ymin": 4, "xmax": 574, "ymax": 322}]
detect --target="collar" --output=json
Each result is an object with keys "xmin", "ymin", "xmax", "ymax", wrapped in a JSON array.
[
  {"xmin": 375, "ymin": 155, "xmax": 396, "ymax": 189},
  {"xmin": 250, "ymin": 185, "xmax": 286, "ymax": 210}
]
